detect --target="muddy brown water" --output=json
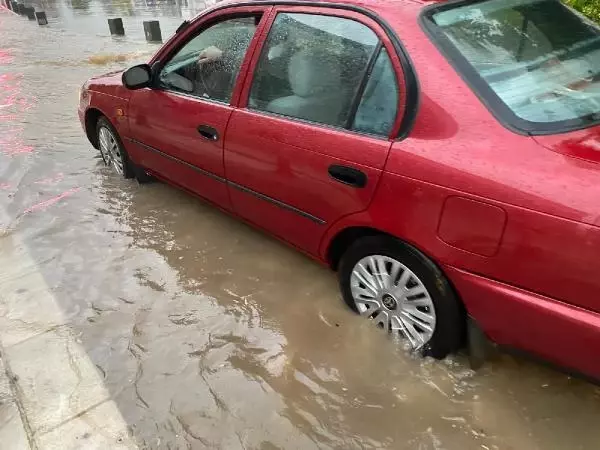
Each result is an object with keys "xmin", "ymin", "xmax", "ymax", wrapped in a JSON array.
[{"xmin": 1, "ymin": 3, "xmax": 600, "ymax": 449}]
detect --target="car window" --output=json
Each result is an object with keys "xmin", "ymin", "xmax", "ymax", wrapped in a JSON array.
[
  {"xmin": 159, "ymin": 16, "xmax": 260, "ymax": 103},
  {"xmin": 424, "ymin": 0, "xmax": 600, "ymax": 133},
  {"xmin": 351, "ymin": 48, "xmax": 398, "ymax": 136},
  {"xmin": 249, "ymin": 13, "xmax": 380, "ymax": 128}
]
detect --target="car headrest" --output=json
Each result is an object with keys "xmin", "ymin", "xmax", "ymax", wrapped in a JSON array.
[{"xmin": 288, "ymin": 49, "xmax": 341, "ymax": 98}]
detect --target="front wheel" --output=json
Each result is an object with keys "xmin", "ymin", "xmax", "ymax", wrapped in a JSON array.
[
  {"xmin": 96, "ymin": 117, "xmax": 134, "ymax": 179},
  {"xmin": 338, "ymin": 236, "xmax": 464, "ymax": 359}
]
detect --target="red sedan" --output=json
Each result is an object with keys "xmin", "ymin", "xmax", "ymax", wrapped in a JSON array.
[{"xmin": 79, "ymin": 0, "xmax": 600, "ymax": 380}]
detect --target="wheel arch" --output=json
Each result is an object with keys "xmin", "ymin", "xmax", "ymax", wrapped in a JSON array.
[
  {"xmin": 325, "ymin": 224, "xmax": 464, "ymax": 302},
  {"xmin": 326, "ymin": 225, "xmax": 442, "ymax": 272},
  {"xmin": 84, "ymin": 107, "xmax": 105, "ymax": 149},
  {"xmin": 326, "ymin": 226, "xmax": 390, "ymax": 270},
  {"xmin": 332, "ymin": 227, "xmax": 469, "ymax": 355},
  {"xmin": 323, "ymin": 213, "xmax": 439, "ymax": 266}
]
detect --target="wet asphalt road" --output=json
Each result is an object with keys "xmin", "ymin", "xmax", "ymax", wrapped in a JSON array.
[{"xmin": 1, "ymin": 2, "xmax": 600, "ymax": 449}]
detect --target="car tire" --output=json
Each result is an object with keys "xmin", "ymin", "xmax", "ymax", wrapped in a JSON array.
[
  {"xmin": 96, "ymin": 116, "xmax": 134, "ymax": 179},
  {"xmin": 132, "ymin": 164, "xmax": 155, "ymax": 184},
  {"xmin": 338, "ymin": 236, "xmax": 464, "ymax": 359}
]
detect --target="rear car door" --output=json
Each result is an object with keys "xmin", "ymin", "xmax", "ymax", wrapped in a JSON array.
[
  {"xmin": 224, "ymin": 6, "xmax": 407, "ymax": 255},
  {"xmin": 126, "ymin": 6, "xmax": 270, "ymax": 208}
]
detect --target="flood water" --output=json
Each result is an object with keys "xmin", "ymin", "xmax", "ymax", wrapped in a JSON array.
[{"xmin": 1, "ymin": 2, "xmax": 600, "ymax": 449}]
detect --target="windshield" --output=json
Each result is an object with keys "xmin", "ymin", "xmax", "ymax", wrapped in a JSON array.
[{"xmin": 424, "ymin": 0, "xmax": 600, "ymax": 134}]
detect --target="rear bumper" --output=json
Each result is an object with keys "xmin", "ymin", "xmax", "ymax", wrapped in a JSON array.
[{"xmin": 444, "ymin": 265, "xmax": 600, "ymax": 381}]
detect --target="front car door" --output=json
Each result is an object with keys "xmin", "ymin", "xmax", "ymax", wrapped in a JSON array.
[
  {"xmin": 126, "ymin": 5, "xmax": 270, "ymax": 208},
  {"xmin": 224, "ymin": 6, "xmax": 406, "ymax": 255}
]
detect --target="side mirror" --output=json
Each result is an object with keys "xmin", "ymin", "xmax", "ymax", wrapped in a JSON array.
[{"xmin": 122, "ymin": 64, "xmax": 152, "ymax": 90}]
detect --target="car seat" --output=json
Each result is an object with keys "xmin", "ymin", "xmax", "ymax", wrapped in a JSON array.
[{"xmin": 266, "ymin": 48, "xmax": 344, "ymax": 126}]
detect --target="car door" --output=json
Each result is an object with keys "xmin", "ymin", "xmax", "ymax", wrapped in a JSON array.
[
  {"xmin": 126, "ymin": 5, "xmax": 270, "ymax": 208},
  {"xmin": 224, "ymin": 6, "xmax": 405, "ymax": 255}
]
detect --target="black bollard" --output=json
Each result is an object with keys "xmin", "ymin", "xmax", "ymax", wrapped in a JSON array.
[
  {"xmin": 35, "ymin": 11, "xmax": 47, "ymax": 25},
  {"xmin": 25, "ymin": 6, "xmax": 35, "ymax": 20},
  {"xmin": 143, "ymin": 20, "xmax": 162, "ymax": 43},
  {"xmin": 17, "ymin": 2, "xmax": 25, "ymax": 15},
  {"xmin": 108, "ymin": 18, "xmax": 124, "ymax": 36}
]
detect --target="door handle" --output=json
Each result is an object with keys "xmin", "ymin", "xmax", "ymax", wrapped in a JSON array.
[
  {"xmin": 197, "ymin": 124, "xmax": 219, "ymax": 141},
  {"xmin": 328, "ymin": 165, "xmax": 367, "ymax": 188}
]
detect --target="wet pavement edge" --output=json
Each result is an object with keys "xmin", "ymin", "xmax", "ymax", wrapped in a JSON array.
[{"xmin": 0, "ymin": 231, "xmax": 138, "ymax": 449}]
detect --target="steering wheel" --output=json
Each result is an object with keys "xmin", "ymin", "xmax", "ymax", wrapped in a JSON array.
[
  {"xmin": 161, "ymin": 60, "xmax": 228, "ymax": 99},
  {"xmin": 194, "ymin": 60, "xmax": 225, "ymax": 99}
]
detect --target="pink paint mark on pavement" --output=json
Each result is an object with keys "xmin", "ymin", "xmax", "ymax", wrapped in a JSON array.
[
  {"xmin": 0, "ymin": 71, "xmax": 37, "ymax": 156},
  {"xmin": 0, "ymin": 49, "xmax": 13, "ymax": 65},
  {"xmin": 24, "ymin": 188, "xmax": 80, "ymax": 215},
  {"xmin": 0, "ymin": 134, "xmax": 34, "ymax": 155}
]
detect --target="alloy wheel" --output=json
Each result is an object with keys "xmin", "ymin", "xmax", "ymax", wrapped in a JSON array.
[{"xmin": 98, "ymin": 126, "xmax": 124, "ymax": 175}]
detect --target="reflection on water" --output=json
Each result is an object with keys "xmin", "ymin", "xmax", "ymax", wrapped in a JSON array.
[
  {"xmin": 29, "ymin": 0, "xmax": 214, "ymax": 22},
  {"xmin": 1, "ymin": 2, "xmax": 600, "ymax": 449},
  {"xmin": 17, "ymin": 0, "xmax": 215, "ymax": 47}
]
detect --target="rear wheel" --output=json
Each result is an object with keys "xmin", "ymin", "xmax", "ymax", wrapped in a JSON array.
[
  {"xmin": 96, "ymin": 117, "xmax": 134, "ymax": 179},
  {"xmin": 338, "ymin": 236, "xmax": 463, "ymax": 359}
]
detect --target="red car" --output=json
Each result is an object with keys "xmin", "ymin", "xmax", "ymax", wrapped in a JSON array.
[{"xmin": 79, "ymin": 0, "xmax": 600, "ymax": 380}]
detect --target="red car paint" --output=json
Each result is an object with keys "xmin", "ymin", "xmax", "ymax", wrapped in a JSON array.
[{"xmin": 80, "ymin": 0, "xmax": 600, "ymax": 380}]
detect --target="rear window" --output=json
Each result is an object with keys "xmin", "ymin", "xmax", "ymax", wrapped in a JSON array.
[{"xmin": 421, "ymin": 0, "xmax": 600, "ymax": 135}]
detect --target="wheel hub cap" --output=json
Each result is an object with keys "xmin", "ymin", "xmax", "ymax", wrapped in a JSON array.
[
  {"xmin": 349, "ymin": 255, "xmax": 437, "ymax": 350},
  {"xmin": 381, "ymin": 294, "xmax": 397, "ymax": 310}
]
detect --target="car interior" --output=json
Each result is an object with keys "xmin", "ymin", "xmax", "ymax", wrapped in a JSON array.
[
  {"xmin": 159, "ymin": 16, "xmax": 260, "ymax": 101},
  {"xmin": 249, "ymin": 15, "xmax": 373, "ymax": 127}
]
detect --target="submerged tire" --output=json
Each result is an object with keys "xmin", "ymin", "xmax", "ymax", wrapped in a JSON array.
[
  {"xmin": 96, "ymin": 116, "xmax": 134, "ymax": 179},
  {"xmin": 338, "ymin": 236, "xmax": 464, "ymax": 359},
  {"xmin": 132, "ymin": 164, "xmax": 154, "ymax": 184}
]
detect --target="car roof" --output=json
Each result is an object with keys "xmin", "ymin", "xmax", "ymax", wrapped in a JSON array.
[
  {"xmin": 249, "ymin": 0, "xmax": 447, "ymax": 5},
  {"xmin": 203, "ymin": 0, "xmax": 448, "ymax": 19}
]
